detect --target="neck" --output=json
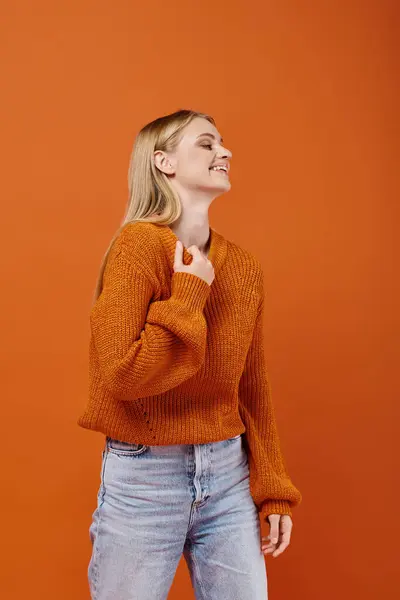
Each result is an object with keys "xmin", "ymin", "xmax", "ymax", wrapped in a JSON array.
[{"xmin": 169, "ymin": 213, "xmax": 211, "ymax": 256}]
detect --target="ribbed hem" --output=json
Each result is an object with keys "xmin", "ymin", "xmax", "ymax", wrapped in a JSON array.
[
  {"xmin": 171, "ymin": 271, "xmax": 211, "ymax": 311},
  {"xmin": 260, "ymin": 499, "xmax": 293, "ymax": 521}
]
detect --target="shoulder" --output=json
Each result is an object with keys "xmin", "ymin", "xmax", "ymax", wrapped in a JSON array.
[
  {"xmin": 117, "ymin": 221, "xmax": 161, "ymax": 249},
  {"xmin": 225, "ymin": 238, "xmax": 265, "ymax": 307},
  {"xmin": 110, "ymin": 221, "xmax": 163, "ymax": 256},
  {"xmin": 226, "ymin": 238, "xmax": 263, "ymax": 278},
  {"xmin": 108, "ymin": 221, "xmax": 163, "ymax": 281}
]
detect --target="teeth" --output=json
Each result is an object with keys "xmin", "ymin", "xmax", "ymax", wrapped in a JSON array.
[{"xmin": 211, "ymin": 165, "xmax": 227, "ymax": 172}]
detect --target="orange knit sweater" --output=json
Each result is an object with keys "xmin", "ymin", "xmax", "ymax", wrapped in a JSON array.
[{"xmin": 77, "ymin": 221, "xmax": 302, "ymax": 520}]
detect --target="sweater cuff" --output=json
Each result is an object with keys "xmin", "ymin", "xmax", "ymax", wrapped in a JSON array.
[
  {"xmin": 171, "ymin": 271, "xmax": 211, "ymax": 311},
  {"xmin": 260, "ymin": 499, "xmax": 293, "ymax": 521}
]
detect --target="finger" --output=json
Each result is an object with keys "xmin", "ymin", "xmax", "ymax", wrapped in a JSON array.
[
  {"xmin": 272, "ymin": 540, "xmax": 290, "ymax": 558},
  {"xmin": 262, "ymin": 529, "xmax": 291, "ymax": 551},
  {"xmin": 268, "ymin": 529, "xmax": 280, "ymax": 545},
  {"xmin": 265, "ymin": 530, "xmax": 290, "ymax": 548},
  {"xmin": 174, "ymin": 240, "xmax": 183, "ymax": 266},
  {"xmin": 262, "ymin": 538, "xmax": 280, "ymax": 549},
  {"xmin": 261, "ymin": 536, "xmax": 278, "ymax": 549},
  {"xmin": 261, "ymin": 540, "xmax": 275, "ymax": 548},
  {"xmin": 261, "ymin": 544, "xmax": 276, "ymax": 552},
  {"xmin": 267, "ymin": 514, "xmax": 280, "ymax": 544},
  {"xmin": 262, "ymin": 545, "xmax": 277, "ymax": 555},
  {"xmin": 187, "ymin": 245, "xmax": 201, "ymax": 258},
  {"xmin": 281, "ymin": 516, "xmax": 293, "ymax": 534},
  {"xmin": 268, "ymin": 514, "xmax": 281, "ymax": 524},
  {"xmin": 269, "ymin": 531, "xmax": 291, "ymax": 557},
  {"xmin": 281, "ymin": 530, "xmax": 292, "ymax": 545}
]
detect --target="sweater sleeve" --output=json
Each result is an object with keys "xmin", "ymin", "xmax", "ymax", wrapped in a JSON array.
[
  {"xmin": 90, "ymin": 248, "xmax": 211, "ymax": 401},
  {"xmin": 238, "ymin": 265, "xmax": 302, "ymax": 521}
]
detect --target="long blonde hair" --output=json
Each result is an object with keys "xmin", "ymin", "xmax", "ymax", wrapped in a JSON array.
[{"xmin": 92, "ymin": 109, "xmax": 216, "ymax": 304}]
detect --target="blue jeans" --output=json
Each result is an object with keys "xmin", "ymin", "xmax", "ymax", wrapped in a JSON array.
[{"xmin": 88, "ymin": 434, "xmax": 268, "ymax": 599}]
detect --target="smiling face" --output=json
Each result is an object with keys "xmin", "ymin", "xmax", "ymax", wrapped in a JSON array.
[{"xmin": 154, "ymin": 116, "xmax": 232, "ymax": 197}]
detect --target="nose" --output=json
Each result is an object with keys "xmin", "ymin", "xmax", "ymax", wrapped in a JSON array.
[{"xmin": 218, "ymin": 145, "xmax": 232, "ymax": 160}]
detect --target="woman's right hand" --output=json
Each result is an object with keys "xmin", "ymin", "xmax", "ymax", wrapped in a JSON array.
[{"xmin": 173, "ymin": 240, "xmax": 215, "ymax": 286}]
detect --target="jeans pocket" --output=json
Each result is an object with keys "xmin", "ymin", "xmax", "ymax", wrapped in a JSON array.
[{"xmin": 106, "ymin": 436, "xmax": 149, "ymax": 456}]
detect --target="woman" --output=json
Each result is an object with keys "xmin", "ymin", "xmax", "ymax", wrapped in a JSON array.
[{"xmin": 77, "ymin": 109, "xmax": 302, "ymax": 599}]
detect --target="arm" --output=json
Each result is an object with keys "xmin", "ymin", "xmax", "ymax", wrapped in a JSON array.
[
  {"xmin": 90, "ymin": 247, "xmax": 211, "ymax": 401},
  {"xmin": 238, "ymin": 264, "xmax": 302, "ymax": 521}
]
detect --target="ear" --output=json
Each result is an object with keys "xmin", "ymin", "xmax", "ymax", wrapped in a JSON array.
[{"xmin": 153, "ymin": 150, "xmax": 175, "ymax": 175}]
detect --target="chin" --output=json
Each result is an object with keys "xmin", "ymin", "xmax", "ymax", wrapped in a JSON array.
[
  {"xmin": 208, "ymin": 180, "xmax": 231, "ymax": 193},
  {"xmin": 217, "ymin": 181, "xmax": 231, "ymax": 192},
  {"xmin": 194, "ymin": 179, "xmax": 231, "ymax": 195}
]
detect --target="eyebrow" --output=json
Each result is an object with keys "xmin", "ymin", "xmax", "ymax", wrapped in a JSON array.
[{"xmin": 197, "ymin": 133, "xmax": 224, "ymax": 144}]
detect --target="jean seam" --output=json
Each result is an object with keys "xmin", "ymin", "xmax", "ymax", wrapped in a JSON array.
[
  {"xmin": 107, "ymin": 438, "xmax": 149, "ymax": 456},
  {"xmin": 191, "ymin": 542, "xmax": 208, "ymax": 600},
  {"xmin": 107, "ymin": 447, "xmax": 148, "ymax": 457},
  {"xmin": 89, "ymin": 450, "xmax": 108, "ymax": 599}
]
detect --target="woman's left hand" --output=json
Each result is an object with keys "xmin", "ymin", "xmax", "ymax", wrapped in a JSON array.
[{"xmin": 261, "ymin": 514, "xmax": 292, "ymax": 558}]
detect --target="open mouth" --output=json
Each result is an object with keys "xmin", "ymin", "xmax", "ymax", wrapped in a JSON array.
[{"xmin": 209, "ymin": 166, "xmax": 229, "ymax": 175}]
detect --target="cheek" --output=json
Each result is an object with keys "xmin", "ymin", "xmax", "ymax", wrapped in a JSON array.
[{"xmin": 179, "ymin": 157, "xmax": 209, "ymax": 180}]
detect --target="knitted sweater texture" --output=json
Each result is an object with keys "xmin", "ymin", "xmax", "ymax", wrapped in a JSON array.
[{"xmin": 77, "ymin": 221, "xmax": 302, "ymax": 520}]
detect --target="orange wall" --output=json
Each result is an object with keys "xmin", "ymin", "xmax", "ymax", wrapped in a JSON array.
[{"xmin": 1, "ymin": 1, "xmax": 398, "ymax": 598}]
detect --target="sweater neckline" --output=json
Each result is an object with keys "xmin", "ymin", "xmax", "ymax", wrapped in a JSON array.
[{"xmin": 155, "ymin": 223, "xmax": 228, "ymax": 277}]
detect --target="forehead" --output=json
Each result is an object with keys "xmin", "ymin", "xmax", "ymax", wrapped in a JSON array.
[{"xmin": 181, "ymin": 116, "xmax": 221, "ymax": 141}]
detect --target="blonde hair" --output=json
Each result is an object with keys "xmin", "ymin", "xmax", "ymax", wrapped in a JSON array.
[{"xmin": 92, "ymin": 109, "xmax": 215, "ymax": 304}]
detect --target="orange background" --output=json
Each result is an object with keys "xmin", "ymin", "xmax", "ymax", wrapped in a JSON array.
[{"xmin": 1, "ymin": 1, "xmax": 398, "ymax": 598}]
